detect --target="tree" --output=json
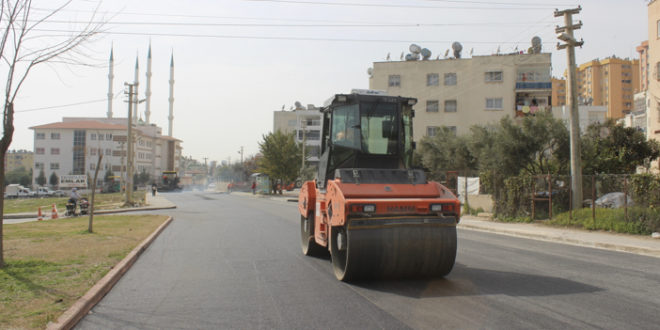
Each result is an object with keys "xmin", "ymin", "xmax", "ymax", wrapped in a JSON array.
[
  {"xmin": 416, "ymin": 127, "xmax": 476, "ymax": 180},
  {"xmin": 49, "ymin": 171, "xmax": 58, "ymax": 187},
  {"xmin": 35, "ymin": 169, "xmax": 46, "ymax": 186},
  {"xmin": 257, "ymin": 130, "xmax": 302, "ymax": 193},
  {"xmin": 4, "ymin": 166, "xmax": 29, "ymax": 186},
  {"xmin": 0, "ymin": 0, "xmax": 103, "ymax": 267},
  {"xmin": 581, "ymin": 120, "xmax": 660, "ymax": 174}
]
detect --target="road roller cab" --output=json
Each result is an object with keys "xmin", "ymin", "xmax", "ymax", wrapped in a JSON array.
[{"xmin": 298, "ymin": 90, "xmax": 461, "ymax": 281}]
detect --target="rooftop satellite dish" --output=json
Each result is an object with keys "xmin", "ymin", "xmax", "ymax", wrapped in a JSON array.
[
  {"xmin": 294, "ymin": 101, "xmax": 303, "ymax": 109},
  {"xmin": 421, "ymin": 48, "xmax": 432, "ymax": 60},
  {"xmin": 367, "ymin": 67, "xmax": 374, "ymax": 77},
  {"xmin": 405, "ymin": 53, "xmax": 420, "ymax": 61},
  {"xmin": 452, "ymin": 42, "xmax": 463, "ymax": 58},
  {"xmin": 532, "ymin": 36, "xmax": 542, "ymax": 47},
  {"xmin": 409, "ymin": 44, "xmax": 422, "ymax": 54}
]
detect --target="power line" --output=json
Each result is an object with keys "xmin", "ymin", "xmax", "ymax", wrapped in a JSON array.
[
  {"xmin": 243, "ymin": 0, "xmax": 560, "ymax": 10},
  {"xmin": 33, "ymin": 28, "xmax": 556, "ymax": 45},
  {"xmin": 15, "ymin": 98, "xmax": 106, "ymax": 113},
  {"xmin": 423, "ymin": 0, "xmax": 573, "ymax": 6},
  {"xmin": 37, "ymin": 19, "xmax": 552, "ymax": 28}
]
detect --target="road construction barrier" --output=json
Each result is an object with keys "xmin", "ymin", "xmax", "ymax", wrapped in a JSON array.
[{"xmin": 51, "ymin": 204, "xmax": 58, "ymax": 219}]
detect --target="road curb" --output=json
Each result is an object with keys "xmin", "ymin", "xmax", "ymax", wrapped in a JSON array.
[
  {"xmin": 459, "ymin": 222, "xmax": 660, "ymax": 259},
  {"xmin": 46, "ymin": 216, "xmax": 174, "ymax": 330}
]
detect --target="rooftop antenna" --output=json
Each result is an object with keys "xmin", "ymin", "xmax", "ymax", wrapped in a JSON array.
[
  {"xmin": 444, "ymin": 49, "xmax": 449, "ymax": 58},
  {"xmin": 386, "ymin": 52, "xmax": 391, "ymax": 61}
]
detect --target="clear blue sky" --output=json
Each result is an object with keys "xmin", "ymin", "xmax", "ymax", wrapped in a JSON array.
[{"xmin": 4, "ymin": 0, "xmax": 649, "ymax": 164}]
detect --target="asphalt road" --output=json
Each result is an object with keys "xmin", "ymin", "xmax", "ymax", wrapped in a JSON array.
[{"xmin": 77, "ymin": 191, "xmax": 660, "ymax": 329}]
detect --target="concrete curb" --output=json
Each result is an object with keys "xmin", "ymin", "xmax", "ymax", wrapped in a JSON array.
[
  {"xmin": 458, "ymin": 222, "xmax": 660, "ymax": 259},
  {"xmin": 46, "ymin": 216, "xmax": 174, "ymax": 330},
  {"xmin": 3, "ymin": 205, "xmax": 176, "ymax": 220}
]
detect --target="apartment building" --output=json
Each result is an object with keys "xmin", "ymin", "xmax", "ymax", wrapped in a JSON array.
[
  {"xmin": 552, "ymin": 78, "xmax": 567, "ymax": 107},
  {"xmin": 368, "ymin": 52, "xmax": 552, "ymax": 141},
  {"xmin": 647, "ymin": 0, "xmax": 660, "ymax": 171},
  {"xmin": 273, "ymin": 104, "xmax": 322, "ymax": 167},
  {"xmin": 4, "ymin": 150, "xmax": 33, "ymax": 173},
  {"xmin": 573, "ymin": 57, "xmax": 640, "ymax": 119},
  {"xmin": 30, "ymin": 118, "xmax": 182, "ymax": 187}
]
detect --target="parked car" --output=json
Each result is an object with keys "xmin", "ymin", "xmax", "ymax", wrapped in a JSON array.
[
  {"xmin": 53, "ymin": 190, "xmax": 67, "ymax": 197},
  {"xmin": 4, "ymin": 184, "xmax": 36, "ymax": 198},
  {"xmin": 36, "ymin": 186, "xmax": 55, "ymax": 197}
]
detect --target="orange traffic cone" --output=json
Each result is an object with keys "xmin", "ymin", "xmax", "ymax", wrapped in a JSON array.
[
  {"xmin": 37, "ymin": 207, "xmax": 43, "ymax": 221},
  {"xmin": 51, "ymin": 204, "xmax": 58, "ymax": 219}
]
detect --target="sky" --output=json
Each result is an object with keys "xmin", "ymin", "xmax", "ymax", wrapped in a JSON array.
[{"xmin": 2, "ymin": 0, "xmax": 649, "ymax": 164}]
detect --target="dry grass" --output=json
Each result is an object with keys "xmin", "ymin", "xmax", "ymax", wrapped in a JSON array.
[
  {"xmin": 0, "ymin": 214, "xmax": 168, "ymax": 329},
  {"xmin": 3, "ymin": 191, "xmax": 146, "ymax": 214}
]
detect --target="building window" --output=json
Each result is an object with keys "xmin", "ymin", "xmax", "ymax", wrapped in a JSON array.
[
  {"xmin": 486, "ymin": 98, "xmax": 503, "ymax": 110},
  {"xmin": 90, "ymin": 133, "xmax": 96, "ymax": 140},
  {"xmin": 297, "ymin": 130, "xmax": 320, "ymax": 141},
  {"xmin": 444, "ymin": 100, "xmax": 457, "ymax": 112},
  {"xmin": 51, "ymin": 133, "xmax": 60, "ymax": 140},
  {"xmin": 427, "ymin": 126, "xmax": 440, "ymax": 137},
  {"xmin": 72, "ymin": 130, "xmax": 86, "ymax": 175},
  {"xmin": 106, "ymin": 133, "xmax": 112, "ymax": 140},
  {"xmin": 288, "ymin": 120, "xmax": 296, "ymax": 127},
  {"xmin": 426, "ymin": 100, "xmax": 439, "ymax": 112},
  {"xmin": 50, "ymin": 148, "xmax": 60, "ymax": 155},
  {"xmin": 36, "ymin": 147, "xmax": 45, "ymax": 155},
  {"xmin": 427, "ymin": 73, "xmax": 439, "ymax": 86},
  {"xmin": 485, "ymin": 71, "xmax": 503, "ymax": 82},
  {"xmin": 447, "ymin": 126, "xmax": 457, "ymax": 135},
  {"xmin": 98, "ymin": 134, "xmax": 104, "ymax": 141},
  {"xmin": 35, "ymin": 162, "xmax": 44, "ymax": 170},
  {"xmin": 105, "ymin": 148, "xmax": 111, "ymax": 156},
  {"xmin": 90, "ymin": 148, "xmax": 97, "ymax": 156},
  {"xmin": 36, "ymin": 133, "xmax": 45, "ymax": 140},
  {"xmin": 388, "ymin": 75, "xmax": 401, "ymax": 87},
  {"xmin": 50, "ymin": 163, "xmax": 60, "ymax": 170},
  {"xmin": 90, "ymin": 163, "xmax": 96, "ymax": 170},
  {"xmin": 444, "ymin": 73, "xmax": 457, "ymax": 86}
]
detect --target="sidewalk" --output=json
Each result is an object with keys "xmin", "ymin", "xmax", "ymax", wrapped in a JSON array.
[
  {"xmin": 459, "ymin": 215, "xmax": 660, "ymax": 259},
  {"xmin": 3, "ymin": 193, "xmax": 176, "ymax": 224}
]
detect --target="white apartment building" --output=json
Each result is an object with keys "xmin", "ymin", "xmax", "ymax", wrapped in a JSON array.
[
  {"xmin": 273, "ymin": 105, "xmax": 322, "ymax": 166},
  {"xmin": 368, "ymin": 52, "xmax": 552, "ymax": 141},
  {"xmin": 30, "ymin": 118, "xmax": 182, "ymax": 187}
]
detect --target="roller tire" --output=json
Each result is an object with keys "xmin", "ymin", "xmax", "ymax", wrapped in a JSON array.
[
  {"xmin": 331, "ymin": 224, "xmax": 457, "ymax": 282},
  {"xmin": 300, "ymin": 213, "xmax": 325, "ymax": 257}
]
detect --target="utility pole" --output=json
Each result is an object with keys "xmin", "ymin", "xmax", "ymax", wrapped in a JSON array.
[
  {"xmin": 555, "ymin": 6, "xmax": 584, "ymax": 210},
  {"xmin": 300, "ymin": 117, "xmax": 306, "ymax": 176},
  {"xmin": 238, "ymin": 146, "xmax": 244, "ymax": 164},
  {"xmin": 124, "ymin": 82, "xmax": 136, "ymax": 206}
]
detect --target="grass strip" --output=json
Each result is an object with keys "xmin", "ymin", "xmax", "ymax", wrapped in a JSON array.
[
  {"xmin": 0, "ymin": 214, "xmax": 168, "ymax": 329},
  {"xmin": 3, "ymin": 191, "xmax": 146, "ymax": 214}
]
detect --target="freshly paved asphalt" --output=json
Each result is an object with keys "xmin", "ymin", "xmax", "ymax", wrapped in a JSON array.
[{"xmin": 77, "ymin": 191, "xmax": 660, "ymax": 329}]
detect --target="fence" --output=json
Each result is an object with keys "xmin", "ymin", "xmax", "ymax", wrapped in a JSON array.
[{"xmin": 431, "ymin": 170, "xmax": 660, "ymax": 234}]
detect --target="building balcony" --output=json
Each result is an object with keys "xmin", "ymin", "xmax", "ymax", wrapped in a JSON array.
[{"xmin": 515, "ymin": 82, "xmax": 552, "ymax": 90}]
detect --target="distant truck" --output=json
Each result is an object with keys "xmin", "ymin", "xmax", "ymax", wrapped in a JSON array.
[
  {"xmin": 4, "ymin": 184, "xmax": 36, "ymax": 198},
  {"xmin": 158, "ymin": 171, "xmax": 182, "ymax": 192}
]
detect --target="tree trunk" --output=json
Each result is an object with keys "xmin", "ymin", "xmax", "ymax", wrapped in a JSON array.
[
  {"xmin": 0, "ymin": 102, "xmax": 16, "ymax": 268},
  {"xmin": 88, "ymin": 154, "xmax": 103, "ymax": 233}
]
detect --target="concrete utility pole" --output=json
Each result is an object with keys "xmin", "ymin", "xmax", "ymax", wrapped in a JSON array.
[
  {"xmin": 555, "ymin": 6, "xmax": 584, "ymax": 210},
  {"xmin": 300, "ymin": 117, "xmax": 306, "ymax": 175}
]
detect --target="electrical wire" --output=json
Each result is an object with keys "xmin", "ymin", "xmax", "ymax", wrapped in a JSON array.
[
  {"xmin": 16, "ymin": 98, "xmax": 107, "ymax": 113},
  {"xmin": 243, "ymin": 0, "xmax": 561, "ymax": 10}
]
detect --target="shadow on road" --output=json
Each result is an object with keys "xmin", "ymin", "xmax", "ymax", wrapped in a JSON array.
[{"xmin": 351, "ymin": 263, "xmax": 602, "ymax": 298}]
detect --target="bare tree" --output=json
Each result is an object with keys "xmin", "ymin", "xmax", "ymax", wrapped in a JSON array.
[{"xmin": 0, "ymin": 0, "xmax": 104, "ymax": 267}]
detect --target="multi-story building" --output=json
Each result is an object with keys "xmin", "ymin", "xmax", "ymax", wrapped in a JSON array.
[
  {"xmin": 647, "ymin": 1, "xmax": 660, "ymax": 170},
  {"xmin": 4, "ymin": 150, "xmax": 33, "ymax": 173},
  {"xmin": 551, "ymin": 105, "xmax": 607, "ymax": 133},
  {"xmin": 572, "ymin": 57, "xmax": 640, "ymax": 119},
  {"xmin": 30, "ymin": 118, "xmax": 182, "ymax": 187},
  {"xmin": 368, "ymin": 52, "xmax": 552, "ymax": 140},
  {"xmin": 552, "ymin": 78, "xmax": 567, "ymax": 107},
  {"xmin": 273, "ymin": 104, "xmax": 322, "ymax": 167},
  {"xmin": 637, "ymin": 41, "xmax": 649, "ymax": 93}
]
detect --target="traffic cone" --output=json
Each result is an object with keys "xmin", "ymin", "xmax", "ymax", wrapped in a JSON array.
[
  {"xmin": 37, "ymin": 207, "xmax": 43, "ymax": 221},
  {"xmin": 51, "ymin": 204, "xmax": 58, "ymax": 219}
]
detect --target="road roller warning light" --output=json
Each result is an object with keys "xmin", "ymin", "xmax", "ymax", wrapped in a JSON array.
[{"xmin": 298, "ymin": 91, "xmax": 461, "ymax": 281}]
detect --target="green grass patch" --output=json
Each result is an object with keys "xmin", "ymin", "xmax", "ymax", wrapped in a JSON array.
[
  {"xmin": 0, "ymin": 214, "xmax": 168, "ymax": 329},
  {"xmin": 548, "ymin": 207, "xmax": 659, "ymax": 235},
  {"xmin": 3, "ymin": 191, "xmax": 146, "ymax": 214}
]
